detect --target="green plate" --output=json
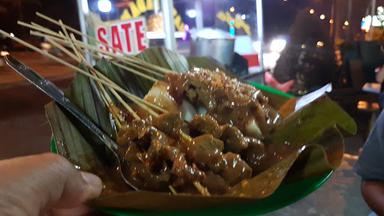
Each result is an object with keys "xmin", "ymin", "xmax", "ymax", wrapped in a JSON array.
[{"xmin": 49, "ymin": 84, "xmax": 333, "ymax": 215}]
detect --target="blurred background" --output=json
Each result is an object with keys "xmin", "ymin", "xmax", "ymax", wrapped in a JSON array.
[{"xmin": 0, "ymin": 0, "xmax": 382, "ymax": 215}]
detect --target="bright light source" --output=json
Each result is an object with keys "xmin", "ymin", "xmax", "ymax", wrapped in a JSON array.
[
  {"xmin": 329, "ymin": 19, "xmax": 334, "ymax": 24},
  {"xmin": 270, "ymin": 38, "xmax": 287, "ymax": 53},
  {"xmin": 320, "ymin": 14, "xmax": 325, "ymax": 20},
  {"xmin": 357, "ymin": 101, "xmax": 368, "ymax": 110},
  {"xmin": 41, "ymin": 42, "xmax": 52, "ymax": 50},
  {"xmin": 229, "ymin": 6, "xmax": 235, "ymax": 13},
  {"xmin": 263, "ymin": 52, "xmax": 281, "ymax": 69},
  {"xmin": 309, "ymin": 9, "xmax": 315, "ymax": 14},
  {"xmin": 98, "ymin": 0, "xmax": 112, "ymax": 13},
  {"xmin": 344, "ymin": 20, "xmax": 349, "ymax": 26},
  {"xmin": 0, "ymin": 51, "xmax": 9, "ymax": 56},
  {"xmin": 81, "ymin": 0, "xmax": 89, "ymax": 14},
  {"xmin": 9, "ymin": 33, "xmax": 14, "ymax": 37},
  {"xmin": 186, "ymin": 9, "xmax": 197, "ymax": 18},
  {"xmin": 241, "ymin": 14, "xmax": 246, "ymax": 20},
  {"xmin": 301, "ymin": 44, "xmax": 306, "ymax": 49},
  {"xmin": 316, "ymin": 41, "xmax": 324, "ymax": 48},
  {"xmin": 378, "ymin": 6, "xmax": 384, "ymax": 13}
]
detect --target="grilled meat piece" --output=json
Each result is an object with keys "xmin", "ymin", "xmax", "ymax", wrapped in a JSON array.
[
  {"xmin": 152, "ymin": 112, "xmax": 189, "ymax": 138},
  {"xmin": 221, "ymin": 125, "xmax": 248, "ymax": 153},
  {"xmin": 221, "ymin": 152, "xmax": 252, "ymax": 186},
  {"xmin": 189, "ymin": 114, "xmax": 222, "ymax": 138}
]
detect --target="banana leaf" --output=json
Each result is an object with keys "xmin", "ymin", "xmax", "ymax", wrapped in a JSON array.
[
  {"xmin": 267, "ymin": 95, "xmax": 357, "ymax": 147},
  {"xmin": 45, "ymin": 103, "xmax": 128, "ymax": 193},
  {"xmin": 95, "ymin": 58, "xmax": 151, "ymax": 98},
  {"xmin": 136, "ymin": 47, "xmax": 189, "ymax": 73},
  {"xmin": 66, "ymin": 71, "xmax": 114, "ymax": 138},
  {"xmin": 45, "ymin": 102, "xmax": 102, "ymax": 171},
  {"xmin": 285, "ymin": 126, "xmax": 344, "ymax": 182},
  {"xmin": 95, "ymin": 58, "xmax": 127, "ymax": 91}
]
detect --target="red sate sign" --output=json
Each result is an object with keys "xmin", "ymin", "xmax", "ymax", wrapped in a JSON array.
[{"xmin": 95, "ymin": 17, "xmax": 148, "ymax": 55}]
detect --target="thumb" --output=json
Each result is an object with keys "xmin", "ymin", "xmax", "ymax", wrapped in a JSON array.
[
  {"xmin": 53, "ymin": 171, "xmax": 102, "ymax": 208},
  {"xmin": 0, "ymin": 153, "xmax": 102, "ymax": 215}
]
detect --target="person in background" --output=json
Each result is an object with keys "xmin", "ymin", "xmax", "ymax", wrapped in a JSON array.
[
  {"xmin": 355, "ymin": 111, "xmax": 384, "ymax": 216},
  {"xmin": 0, "ymin": 153, "xmax": 102, "ymax": 215}
]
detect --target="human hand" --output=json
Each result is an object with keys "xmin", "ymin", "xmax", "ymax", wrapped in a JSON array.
[
  {"xmin": 361, "ymin": 180, "xmax": 384, "ymax": 216},
  {"xmin": 0, "ymin": 153, "xmax": 102, "ymax": 216}
]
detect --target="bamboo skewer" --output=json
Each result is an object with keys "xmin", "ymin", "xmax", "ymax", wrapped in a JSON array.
[
  {"xmin": 36, "ymin": 11, "xmax": 125, "ymax": 54},
  {"xmin": 59, "ymin": 20, "xmax": 82, "ymax": 61},
  {"xmin": 118, "ymin": 60, "xmax": 165, "ymax": 78},
  {"xmin": 45, "ymin": 37, "xmax": 80, "ymax": 62},
  {"xmin": 193, "ymin": 182, "xmax": 211, "ymax": 196},
  {"xmin": 56, "ymin": 35, "xmax": 166, "ymax": 80},
  {"xmin": 47, "ymin": 30, "xmax": 127, "ymax": 125},
  {"xmin": 95, "ymin": 70, "xmax": 164, "ymax": 114},
  {"xmin": 112, "ymin": 62, "xmax": 157, "ymax": 82},
  {"xmin": 17, "ymin": 21, "xmax": 64, "ymax": 40},
  {"xmin": 169, "ymin": 185, "xmax": 178, "ymax": 195},
  {"xmin": 73, "ymin": 49, "xmax": 157, "ymax": 117},
  {"xmin": 36, "ymin": 12, "xmax": 85, "ymax": 40},
  {"xmin": 69, "ymin": 51, "xmax": 167, "ymax": 114},
  {"xmin": 63, "ymin": 32, "xmax": 142, "ymax": 121},
  {"xmin": 35, "ymin": 27, "xmax": 164, "ymax": 116},
  {"xmin": 51, "ymin": 28, "xmax": 168, "ymax": 117},
  {"xmin": 87, "ymin": 52, "xmax": 168, "ymax": 115}
]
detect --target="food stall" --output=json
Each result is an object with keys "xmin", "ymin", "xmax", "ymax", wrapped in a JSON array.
[{"xmin": 76, "ymin": 0, "xmax": 265, "ymax": 75}]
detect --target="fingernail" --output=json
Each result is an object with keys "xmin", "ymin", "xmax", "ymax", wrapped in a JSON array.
[{"xmin": 81, "ymin": 172, "xmax": 103, "ymax": 198}]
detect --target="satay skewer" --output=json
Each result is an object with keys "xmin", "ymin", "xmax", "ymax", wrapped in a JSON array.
[{"xmin": 17, "ymin": 21, "xmax": 65, "ymax": 40}]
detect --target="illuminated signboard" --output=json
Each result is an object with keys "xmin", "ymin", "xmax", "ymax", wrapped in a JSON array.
[{"xmin": 95, "ymin": 17, "xmax": 148, "ymax": 55}]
